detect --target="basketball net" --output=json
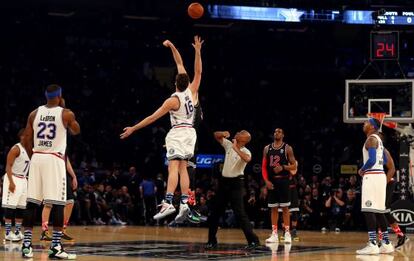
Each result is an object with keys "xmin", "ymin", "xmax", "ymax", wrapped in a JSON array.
[{"xmin": 367, "ymin": 112, "xmax": 397, "ymax": 131}]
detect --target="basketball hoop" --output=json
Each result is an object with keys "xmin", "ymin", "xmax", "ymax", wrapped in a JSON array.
[{"xmin": 367, "ymin": 112, "xmax": 397, "ymax": 130}]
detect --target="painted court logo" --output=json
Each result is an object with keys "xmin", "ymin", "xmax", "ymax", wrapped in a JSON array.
[{"xmin": 365, "ymin": 200, "xmax": 372, "ymax": 207}]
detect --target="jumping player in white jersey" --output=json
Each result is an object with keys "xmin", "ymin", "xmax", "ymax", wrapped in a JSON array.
[
  {"xmin": 356, "ymin": 118, "xmax": 394, "ymax": 255},
  {"xmin": 120, "ymin": 36, "xmax": 203, "ymax": 221},
  {"xmin": 2, "ymin": 129, "xmax": 30, "ymax": 242},
  {"xmin": 21, "ymin": 84, "xmax": 80, "ymax": 259}
]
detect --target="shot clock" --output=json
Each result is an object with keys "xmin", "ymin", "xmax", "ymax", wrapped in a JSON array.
[{"xmin": 370, "ymin": 31, "xmax": 399, "ymax": 60}]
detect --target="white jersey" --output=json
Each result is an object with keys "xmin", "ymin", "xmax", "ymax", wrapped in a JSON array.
[
  {"xmin": 33, "ymin": 105, "xmax": 67, "ymax": 156},
  {"xmin": 362, "ymin": 134, "xmax": 384, "ymax": 173},
  {"xmin": 169, "ymin": 88, "xmax": 195, "ymax": 128},
  {"xmin": 11, "ymin": 143, "xmax": 30, "ymax": 177}
]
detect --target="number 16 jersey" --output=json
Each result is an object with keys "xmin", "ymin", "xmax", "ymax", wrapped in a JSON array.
[
  {"xmin": 33, "ymin": 105, "xmax": 67, "ymax": 155},
  {"xmin": 169, "ymin": 88, "xmax": 195, "ymax": 128}
]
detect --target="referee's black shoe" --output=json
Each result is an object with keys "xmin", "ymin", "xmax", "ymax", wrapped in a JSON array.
[
  {"xmin": 205, "ymin": 242, "xmax": 218, "ymax": 250},
  {"xmin": 244, "ymin": 241, "xmax": 260, "ymax": 250}
]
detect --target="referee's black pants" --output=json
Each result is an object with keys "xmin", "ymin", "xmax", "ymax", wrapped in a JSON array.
[{"xmin": 208, "ymin": 176, "xmax": 259, "ymax": 244}]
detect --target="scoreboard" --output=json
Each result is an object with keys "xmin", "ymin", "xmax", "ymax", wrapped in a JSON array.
[{"xmin": 375, "ymin": 11, "xmax": 414, "ymax": 25}]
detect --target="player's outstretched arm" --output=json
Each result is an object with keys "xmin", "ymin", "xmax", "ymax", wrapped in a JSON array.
[
  {"xmin": 189, "ymin": 35, "xmax": 204, "ymax": 95},
  {"xmin": 163, "ymin": 40, "xmax": 187, "ymax": 74},
  {"xmin": 120, "ymin": 97, "xmax": 179, "ymax": 139}
]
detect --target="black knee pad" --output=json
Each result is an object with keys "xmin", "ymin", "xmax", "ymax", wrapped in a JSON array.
[
  {"xmin": 15, "ymin": 208, "xmax": 25, "ymax": 220},
  {"xmin": 52, "ymin": 205, "xmax": 65, "ymax": 228},
  {"xmin": 4, "ymin": 208, "xmax": 16, "ymax": 220},
  {"xmin": 364, "ymin": 212, "xmax": 377, "ymax": 231},
  {"xmin": 376, "ymin": 213, "xmax": 388, "ymax": 231},
  {"xmin": 22, "ymin": 202, "xmax": 39, "ymax": 227},
  {"xmin": 385, "ymin": 212, "xmax": 396, "ymax": 225}
]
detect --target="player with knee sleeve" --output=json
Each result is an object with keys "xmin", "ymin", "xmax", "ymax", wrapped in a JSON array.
[
  {"xmin": 21, "ymin": 84, "xmax": 80, "ymax": 259},
  {"xmin": 2, "ymin": 129, "xmax": 30, "ymax": 242}
]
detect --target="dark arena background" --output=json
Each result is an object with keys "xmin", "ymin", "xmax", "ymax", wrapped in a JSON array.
[{"xmin": 1, "ymin": 0, "xmax": 414, "ymax": 260}]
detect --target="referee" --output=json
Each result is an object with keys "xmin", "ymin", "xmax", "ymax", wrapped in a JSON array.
[{"xmin": 206, "ymin": 130, "xmax": 260, "ymax": 250}]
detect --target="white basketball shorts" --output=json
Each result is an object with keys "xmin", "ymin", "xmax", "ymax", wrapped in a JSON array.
[
  {"xmin": 361, "ymin": 173, "xmax": 386, "ymax": 213},
  {"xmin": 2, "ymin": 175, "xmax": 27, "ymax": 209},
  {"xmin": 165, "ymin": 127, "xmax": 197, "ymax": 161},
  {"xmin": 27, "ymin": 153, "xmax": 67, "ymax": 206}
]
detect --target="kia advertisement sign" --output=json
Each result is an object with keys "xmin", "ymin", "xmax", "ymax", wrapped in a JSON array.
[
  {"xmin": 164, "ymin": 154, "xmax": 224, "ymax": 168},
  {"xmin": 391, "ymin": 200, "xmax": 414, "ymax": 227},
  {"xmin": 391, "ymin": 209, "xmax": 414, "ymax": 226}
]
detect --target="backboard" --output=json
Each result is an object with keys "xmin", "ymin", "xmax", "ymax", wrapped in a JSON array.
[{"xmin": 344, "ymin": 79, "xmax": 414, "ymax": 123}]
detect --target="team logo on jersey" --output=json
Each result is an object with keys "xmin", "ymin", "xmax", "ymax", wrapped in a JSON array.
[
  {"xmin": 280, "ymin": 149, "xmax": 284, "ymax": 154},
  {"xmin": 365, "ymin": 200, "xmax": 372, "ymax": 207},
  {"xmin": 169, "ymin": 148, "xmax": 175, "ymax": 155}
]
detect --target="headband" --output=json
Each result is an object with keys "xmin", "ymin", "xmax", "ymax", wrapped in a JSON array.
[
  {"xmin": 45, "ymin": 87, "xmax": 62, "ymax": 99},
  {"xmin": 368, "ymin": 118, "xmax": 379, "ymax": 130}
]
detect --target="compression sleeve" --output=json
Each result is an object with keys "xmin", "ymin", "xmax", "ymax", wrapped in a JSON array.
[
  {"xmin": 383, "ymin": 151, "xmax": 388, "ymax": 165},
  {"xmin": 361, "ymin": 148, "xmax": 377, "ymax": 171},
  {"xmin": 262, "ymin": 157, "xmax": 269, "ymax": 181}
]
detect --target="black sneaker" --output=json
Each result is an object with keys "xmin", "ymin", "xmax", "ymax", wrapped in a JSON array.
[
  {"xmin": 244, "ymin": 241, "xmax": 260, "ymax": 250},
  {"xmin": 48, "ymin": 244, "xmax": 77, "ymax": 259},
  {"xmin": 22, "ymin": 243, "xmax": 33, "ymax": 258},
  {"xmin": 62, "ymin": 231, "xmax": 75, "ymax": 241},
  {"xmin": 187, "ymin": 210, "xmax": 201, "ymax": 224},
  {"xmin": 40, "ymin": 230, "xmax": 52, "ymax": 241},
  {"xmin": 205, "ymin": 242, "xmax": 218, "ymax": 250},
  {"xmin": 396, "ymin": 234, "xmax": 409, "ymax": 248}
]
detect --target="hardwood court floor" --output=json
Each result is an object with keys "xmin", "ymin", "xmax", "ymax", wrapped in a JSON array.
[{"xmin": 1, "ymin": 226, "xmax": 412, "ymax": 260}]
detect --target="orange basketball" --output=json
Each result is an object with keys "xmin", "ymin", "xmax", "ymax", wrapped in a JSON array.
[{"xmin": 188, "ymin": 2, "xmax": 204, "ymax": 19}]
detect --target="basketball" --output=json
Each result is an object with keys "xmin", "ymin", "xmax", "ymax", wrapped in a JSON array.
[{"xmin": 188, "ymin": 2, "xmax": 204, "ymax": 19}]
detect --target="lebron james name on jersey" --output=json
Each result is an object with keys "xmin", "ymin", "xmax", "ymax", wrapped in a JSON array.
[{"xmin": 33, "ymin": 105, "xmax": 67, "ymax": 156}]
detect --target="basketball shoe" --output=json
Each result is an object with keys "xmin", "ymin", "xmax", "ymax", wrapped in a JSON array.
[
  {"xmin": 356, "ymin": 241, "xmax": 379, "ymax": 255},
  {"xmin": 379, "ymin": 241, "xmax": 394, "ymax": 254},
  {"xmin": 49, "ymin": 244, "xmax": 77, "ymax": 259},
  {"xmin": 175, "ymin": 203, "xmax": 190, "ymax": 223},
  {"xmin": 40, "ymin": 230, "xmax": 52, "ymax": 241},
  {"xmin": 153, "ymin": 200, "xmax": 176, "ymax": 220},
  {"xmin": 14, "ymin": 231, "xmax": 24, "ymax": 241},
  {"xmin": 265, "ymin": 232, "xmax": 279, "ymax": 243},
  {"xmin": 396, "ymin": 234, "xmax": 409, "ymax": 248},
  {"xmin": 186, "ymin": 209, "xmax": 201, "ymax": 224},
  {"xmin": 5, "ymin": 232, "xmax": 20, "ymax": 242},
  {"xmin": 22, "ymin": 243, "xmax": 33, "ymax": 258},
  {"xmin": 62, "ymin": 229, "xmax": 74, "ymax": 241},
  {"xmin": 284, "ymin": 232, "xmax": 292, "ymax": 244}
]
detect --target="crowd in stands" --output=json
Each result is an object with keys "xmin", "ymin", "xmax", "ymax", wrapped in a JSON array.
[{"xmin": 1, "ymin": 7, "xmax": 413, "ymax": 230}]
